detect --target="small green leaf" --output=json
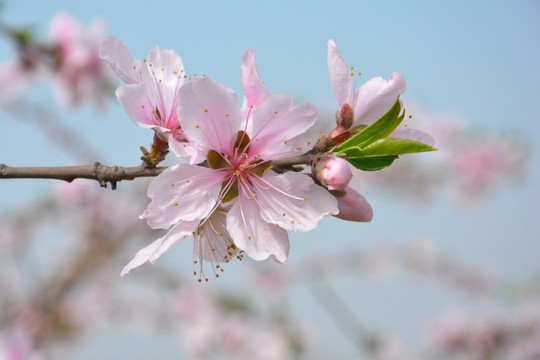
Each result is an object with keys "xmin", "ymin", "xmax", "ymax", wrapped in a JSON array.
[
  {"xmin": 348, "ymin": 138, "xmax": 438, "ymax": 157},
  {"xmin": 334, "ymin": 97, "xmax": 404, "ymax": 153},
  {"xmin": 348, "ymin": 156, "xmax": 397, "ymax": 171}
]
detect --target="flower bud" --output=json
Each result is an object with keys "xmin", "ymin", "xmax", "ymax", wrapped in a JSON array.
[
  {"xmin": 328, "ymin": 103, "xmax": 354, "ymax": 144},
  {"xmin": 336, "ymin": 102, "xmax": 354, "ymax": 128},
  {"xmin": 334, "ymin": 186, "xmax": 373, "ymax": 222},
  {"xmin": 314, "ymin": 155, "xmax": 352, "ymax": 191}
]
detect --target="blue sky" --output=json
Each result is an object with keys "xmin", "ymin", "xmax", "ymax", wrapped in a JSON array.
[{"xmin": 1, "ymin": 1, "xmax": 539, "ymax": 358}]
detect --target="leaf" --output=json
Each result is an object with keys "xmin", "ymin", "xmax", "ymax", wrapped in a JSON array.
[
  {"xmin": 347, "ymin": 138, "xmax": 438, "ymax": 158},
  {"xmin": 348, "ymin": 156, "xmax": 398, "ymax": 171},
  {"xmin": 334, "ymin": 97, "xmax": 404, "ymax": 152}
]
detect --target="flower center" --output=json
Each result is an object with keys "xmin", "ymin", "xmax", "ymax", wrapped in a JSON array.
[{"xmin": 207, "ymin": 131, "xmax": 271, "ymax": 203}]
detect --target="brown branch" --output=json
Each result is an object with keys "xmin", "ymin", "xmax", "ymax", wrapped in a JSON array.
[
  {"xmin": 0, "ymin": 152, "xmax": 324, "ymax": 190},
  {"xmin": 0, "ymin": 163, "xmax": 165, "ymax": 190}
]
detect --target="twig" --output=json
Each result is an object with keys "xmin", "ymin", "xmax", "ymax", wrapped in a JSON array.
[
  {"xmin": 0, "ymin": 163, "xmax": 165, "ymax": 190},
  {"xmin": 0, "ymin": 153, "xmax": 321, "ymax": 189}
]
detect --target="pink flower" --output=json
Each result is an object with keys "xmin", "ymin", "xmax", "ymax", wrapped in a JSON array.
[
  {"xmin": 327, "ymin": 39, "xmax": 433, "ymax": 145},
  {"xmin": 313, "ymin": 155, "xmax": 352, "ymax": 190},
  {"xmin": 49, "ymin": 13, "xmax": 112, "ymax": 109},
  {"xmin": 138, "ymin": 76, "xmax": 338, "ymax": 266},
  {"xmin": 99, "ymin": 37, "xmax": 197, "ymax": 159},
  {"xmin": 327, "ymin": 39, "xmax": 406, "ymax": 127}
]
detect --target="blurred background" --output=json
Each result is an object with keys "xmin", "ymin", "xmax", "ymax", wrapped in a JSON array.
[{"xmin": 0, "ymin": 1, "xmax": 539, "ymax": 359}]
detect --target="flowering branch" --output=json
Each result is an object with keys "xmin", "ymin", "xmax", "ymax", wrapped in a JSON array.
[{"xmin": 0, "ymin": 154, "xmax": 322, "ymax": 190}]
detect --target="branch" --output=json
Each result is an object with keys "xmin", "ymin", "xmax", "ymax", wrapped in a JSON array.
[
  {"xmin": 0, "ymin": 153, "xmax": 322, "ymax": 189},
  {"xmin": 0, "ymin": 163, "xmax": 165, "ymax": 190}
]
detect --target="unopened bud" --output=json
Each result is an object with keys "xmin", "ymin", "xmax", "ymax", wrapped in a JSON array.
[
  {"xmin": 313, "ymin": 155, "xmax": 352, "ymax": 191},
  {"xmin": 334, "ymin": 186, "xmax": 373, "ymax": 222},
  {"xmin": 328, "ymin": 103, "xmax": 354, "ymax": 144},
  {"xmin": 336, "ymin": 103, "xmax": 354, "ymax": 129}
]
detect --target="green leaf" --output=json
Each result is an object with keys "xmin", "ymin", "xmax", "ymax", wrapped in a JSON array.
[
  {"xmin": 347, "ymin": 138, "xmax": 438, "ymax": 158},
  {"xmin": 348, "ymin": 156, "xmax": 398, "ymax": 171},
  {"xmin": 334, "ymin": 97, "xmax": 404, "ymax": 153}
]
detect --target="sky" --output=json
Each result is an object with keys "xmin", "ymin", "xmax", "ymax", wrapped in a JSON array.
[{"xmin": 1, "ymin": 0, "xmax": 539, "ymax": 359}]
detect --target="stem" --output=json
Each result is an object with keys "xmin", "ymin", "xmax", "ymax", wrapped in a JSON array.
[
  {"xmin": 0, "ymin": 163, "xmax": 165, "ymax": 190},
  {"xmin": 0, "ymin": 153, "xmax": 318, "ymax": 189}
]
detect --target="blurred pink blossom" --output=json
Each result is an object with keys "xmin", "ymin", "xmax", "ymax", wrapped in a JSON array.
[{"xmin": 49, "ymin": 13, "xmax": 113, "ymax": 109}]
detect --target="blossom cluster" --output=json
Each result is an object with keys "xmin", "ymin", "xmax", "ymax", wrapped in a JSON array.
[
  {"xmin": 0, "ymin": 13, "xmax": 114, "ymax": 108},
  {"xmin": 98, "ymin": 37, "xmax": 435, "ymax": 279}
]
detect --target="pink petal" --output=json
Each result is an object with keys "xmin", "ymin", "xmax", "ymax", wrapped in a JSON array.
[
  {"xmin": 146, "ymin": 46, "xmax": 185, "ymax": 124},
  {"xmin": 227, "ymin": 194, "xmax": 290, "ymax": 263},
  {"xmin": 334, "ymin": 186, "xmax": 373, "ymax": 222},
  {"xmin": 141, "ymin": 164, "xmax": 226, "ymax": 229},
  {"xmin": 240, "ymin": 48, "xmax": 270, "ymax": 108},
  {"xmin": 327, "ymin": 39, "xmax": 352, "ymax": 106},
  {"xmin": 248, "ymin": 94, "xmax": 317, "ymax": 159},
  {"xmin": 353, "ymin": 72, "xmax": 406, "ymax": 126},
  {"xmin": 250, "ymin": 171, "xmax": 338, "ymax": 232},
  {"xmin": 168, "ymin": 134, "xmax": 206, "ymax": 164},
  {"xmin": 99, "ymin": 36, "xmax": 142, "ymax": 84},
  {"xmin": 178, "ymin": 77, "xmax": 241, "ymax": 154},
  {"xmin": 121, "ymin": 219, "xmax": 199, "ymax": 276},
  {"xmin": 116, "ymin": 83, "xmax": 159, "ymax": 128}
]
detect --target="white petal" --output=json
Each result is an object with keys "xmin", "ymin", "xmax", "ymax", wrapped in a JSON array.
[
  {"xmin": 353, "ymin": 72, "xmax": 406, "ymax": 126},
  {"xmin": 121, "ymin": 219, "xmax": 199, "ymax": 276},
  {"xmin": 227, "ymin": 194, "xmax": 290, "ymax": 263},
  {"xmin": 327, "ymin": 39, "xmax": 352, "ymax": 106},
  {"xmin": 141, "ymin": 164, "xmax": 226, "ymax": 229},
  {"xmin": 178, "ymin": 77, "xmax": 241, "ymax": 154}
]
